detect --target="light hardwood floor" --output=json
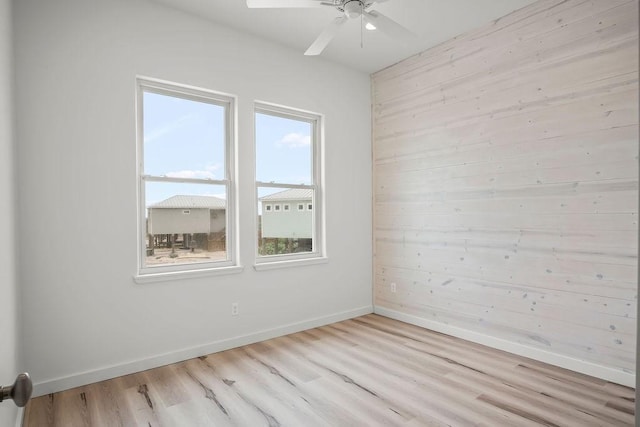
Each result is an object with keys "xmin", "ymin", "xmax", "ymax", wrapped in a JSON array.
[{"xmin": 24, "ymin": 315, "xmax": 635, "ymax": 426}]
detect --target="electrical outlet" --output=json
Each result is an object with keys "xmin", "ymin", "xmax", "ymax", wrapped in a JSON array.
[
  {"xmin": 390, "ymin": 282, "xmax": 397, "ymax": 293},
  {"xmin": 231, "ymin": 302, "xmax": 239, "ymax": 316}
]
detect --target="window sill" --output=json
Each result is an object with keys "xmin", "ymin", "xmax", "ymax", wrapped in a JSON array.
[
  {"xmin": 253, "ymin": 256, "xmax": 328, "ymax": 271},
  {"xmin": 134, "ymin": 265, "xmax": 244, "ymax": 284}
]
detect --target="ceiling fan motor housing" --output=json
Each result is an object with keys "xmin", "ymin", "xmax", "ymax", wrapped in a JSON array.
[{"xmin": 343, "ymin": 0, "xmax": 364, "ymax": 19}]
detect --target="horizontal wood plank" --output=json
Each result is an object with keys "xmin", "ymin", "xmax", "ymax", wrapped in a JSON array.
[{"xmin": 372, "ymin": 0, "xmax": 638, "ymax": 377}]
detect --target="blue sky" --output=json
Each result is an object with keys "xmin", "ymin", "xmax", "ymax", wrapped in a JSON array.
[
  {"xmin": 255, "ymin": 112, "xmax": 311, "ymax": 185},
  {"xmin": 143, "ymin": 91, "xmax": 312, "ymax": 206}
]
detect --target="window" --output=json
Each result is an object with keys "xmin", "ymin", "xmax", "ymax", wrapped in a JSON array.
[
  {"xmin": 255, "ymin": 103, "xmax": 323, "ymax": 263},
  {"xmin": 274, "ymin": 204, "xmax": 281, "ymax": 212},
  {"xmin": 265, "ymin": 204, "xmax": 272, "ymax": 212},
  {"xmin": 136, "ymin": 77, "xmax": 236, "ymax": 277},
  {"xmin": 307, "ymin": 203, "xmax": 313, "ymax": 211}
]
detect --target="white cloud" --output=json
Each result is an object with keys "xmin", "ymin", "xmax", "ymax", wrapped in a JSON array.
[
  {"xmin": 165, "ymin": 163, "xmax": 221, "ymax": 180},
  {"xmin": 276, "ymin": 132, "xmax": 311, "ymax": 149}
]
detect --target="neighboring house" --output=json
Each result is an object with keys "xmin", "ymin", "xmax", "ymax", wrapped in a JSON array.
[
  {"xmin": 147, "ymin": 195, "xmax": 226, "ymax": 251},
  {"xmin": 260, "ymin": 188, "xmax": 313, "ymax": 239}
]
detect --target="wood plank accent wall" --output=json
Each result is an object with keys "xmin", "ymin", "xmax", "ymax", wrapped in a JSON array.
[{"xmin": 372, "ymin": 0, "xmax": 638, "ymax": 384}]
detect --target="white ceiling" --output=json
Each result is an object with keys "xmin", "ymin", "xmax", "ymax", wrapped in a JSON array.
[{"xmin": 151, "ymin": 0, "xmax": 537, "ymax": 74}]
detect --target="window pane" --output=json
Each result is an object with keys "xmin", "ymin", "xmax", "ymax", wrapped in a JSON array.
[
  {"xmin": 255, "ymin": 112, "xmax": 312, "ymax": 185},
  {"xmin": 257, "ymin": 187, "xmax": 313, "ymax": 255},
  {"xmin": 145, "ymin": 181, "xmax": 227, "ymax": 267},
  {"xmin": 143, "ymin": 91, "xmax": 226, "ymax": 179}
]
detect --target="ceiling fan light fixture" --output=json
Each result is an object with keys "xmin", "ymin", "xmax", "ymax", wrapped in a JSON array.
[{"xmin": 343, "ymin": 0, "xmax": 363, "ymax": 19}]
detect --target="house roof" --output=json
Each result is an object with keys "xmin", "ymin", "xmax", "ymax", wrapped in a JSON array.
[
  {"xmin": 260, "ymin": 188, "xmax": 313, "ymax": 202},
  {"xmin": 149, "ymin": 195, "xmax": 226, "ymax": 209}
]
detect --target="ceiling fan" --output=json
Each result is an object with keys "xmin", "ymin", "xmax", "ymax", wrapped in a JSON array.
[{"xmin": 246, "ymin": 0, "xmax": 415, "ymax": 56}]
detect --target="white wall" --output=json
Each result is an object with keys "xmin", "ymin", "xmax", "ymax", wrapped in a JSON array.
[
  {"xmin": 372, "ymin": 0, "xmax": 638, "ymax": 386},
  {"xmin": 0, "ymin": 0, "xmax": 19, "ymax": 424},
  {"xmin": 14, "ymin": 0, "xmax": 372, "ymax": 395}
]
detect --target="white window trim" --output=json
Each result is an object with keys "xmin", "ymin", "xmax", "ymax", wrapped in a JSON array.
[
  {"xmin": 297, "ymin": 203, "xmax": 305, "ymax": 211},
  {"xmin": 134, "ymin": 265, "xmax": 244, "ymax": 284},
  {"xmin": 253, "ymin": 256, "xmax": 328, "ymax": 271},
  {"xmin": 254, "ymin": 102, "xmax": 325, "ymax": 268},
  {"xmin": 135, "ymin": 76, "xmax": 239, "ymax": 280},
  {"xmin": 283, "ymin": 203, "xmax": 290, "ymax": 211},
  {"xmin": 273, "ymin": 204, "xmax": 281, "ymax": 212}
]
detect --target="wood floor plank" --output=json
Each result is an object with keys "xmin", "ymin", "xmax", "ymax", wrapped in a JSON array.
[
  {"xmin": 305, "ymin": 326, "xmax": 539, "ymax": 426},
  {"xmin": 24, "ymin": 314, "xmax": 635, "ymax": 426},
  {"xmin": 121, "ymin": 383, "xmax": 164, "ymax": 427},
  {"xmin": 244, "ymin": 339, "xmax": 322, "ymax": 383}
]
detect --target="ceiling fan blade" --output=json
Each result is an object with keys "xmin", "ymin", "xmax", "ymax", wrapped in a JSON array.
[
  {"xmin": 363, "ymin": 10, "xmax": 415, "ymax": 40},
  {"xmin": 246, "ymin": 0, "xmax": 325, "ymax": 8},
  {"xmin": 304, "ymin": 16, "xmax": 348, "ymax": 56}
]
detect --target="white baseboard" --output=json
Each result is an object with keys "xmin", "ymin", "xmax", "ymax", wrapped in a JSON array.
[
  {"xmin": 33, "ymin": 305, "xmax": 373, "ymax": 397},
  {"xmin": 374, "ymin": 306, "xmax": 635, "ymax": 388}
]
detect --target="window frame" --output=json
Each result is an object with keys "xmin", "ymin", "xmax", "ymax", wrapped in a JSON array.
[
  {"xmin": 254, "ymin": 102, "xmax": 325, "ymax": 267},
  {"xmin": 135, "ymin": 77, "xmax": 239, "ymax": 280}
]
